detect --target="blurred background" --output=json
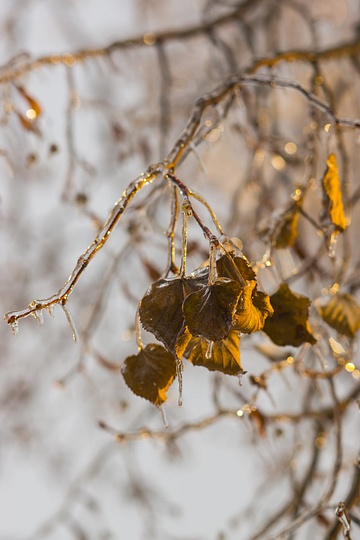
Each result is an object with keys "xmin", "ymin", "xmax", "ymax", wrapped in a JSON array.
[{"xmin": 0, "ymin": 1, "xmax": 359, "ymax": 539}]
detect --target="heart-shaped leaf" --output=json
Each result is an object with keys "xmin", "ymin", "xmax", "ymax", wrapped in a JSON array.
[
  {"xmin": 186, "ymin": 331, "xmax": 242, "ymax": 376},
  {"xmin": 183, "ymin": 279, "xmax": 242, "ymax": 341},
  {"xmin": 263, "ymin": 283, "xmax": 316, "ymax": 346},
  {"xmin": 233, "ymin": 280, "xmax": 273, "ymax": 334},
  {"xmin": 121, "ymin": 344, "xmax": 176, "ymax": 405},
  {"xmin": 139, "ymin": 278, "xmax": 192, "ymax": 357}
]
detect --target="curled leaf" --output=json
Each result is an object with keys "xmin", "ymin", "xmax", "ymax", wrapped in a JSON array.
[
  {"xmin": 183, "ymin": 279, "xmax": 242, "ymax": 342},
  {"xmin": 263, "ymin": 283, "xmax": 316, "ymax": 346},
  {"xmin": 316, "ymin": 293, "xmax": 360, "ymax": 339},
  {"xmin": 233, "ymin": 280, "xmax": 273, "ymax": 334},
  {"xmin": 121, "ymin": 344, "xmax": 176, "ymax": 405},
  {"xmin": 321, "ymin": 153, "xmax": 347, "ymax": 232},
  {"xmin": 186, "ymin": 331, "xmax": 242, "ymax": 376}
]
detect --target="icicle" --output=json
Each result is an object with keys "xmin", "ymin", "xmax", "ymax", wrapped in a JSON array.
[
  {"xmin": 238, "ymin": 370, "xmax": 247, "ymax": 386},
  {"xmin": 180, "ymin": 201, "xmax": 191, "ymax": 277},
  {"xmin": 205, "ymin": 340, "xmax": 214, "ymax": 359},
  {"xmin": 32, "ymin": 309, "xmax": 44, "ymax": 326},
  {"xmin": 158, "ymin": 405, "xmax": 169, "ymax": 428},
  {"xmin": 10, "ymin": 320, "xmax": 19, "ymax": 337},
  {"xmin": 46, "ymin": 305, "xmax": 55, "ymax": 317},
  {"xmin": 176, "ymin": 359, "xmax": 183, "ymax": 407},
  {"xmin": 208, "ymin": 241, "xmax": 218, "ymax": 285},
  {"xmin": 61, "ymin": 303, "xmax": 78, "ymax": 342}
]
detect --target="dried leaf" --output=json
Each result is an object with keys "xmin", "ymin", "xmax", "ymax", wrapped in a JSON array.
[
  {"xmin": 183, "ymin": 279, "xmax": 242, "ymax": 341},
  {"xmin": 273, "ymin": 204, "xmax": 300, "ymax": 249},
  {"xmin": 95, "ymin": 353, "xmax": 121, "ymax": 372},
  {"xmin": 316, "ymin": 293, "xmax": 360, "ymax": 339},
  {"xmin": 249, "ymin": 409, "xmax": 267, "ymax": 437},
  {"xmin": 249, "ymin": 374, "xmax": 268, "ymax": 390},
  {"xmin": 321, "ymin": 153, "xmax": 347, "ymax": 231},
  {"xmin": 140, "ymin": 257, "xmax": 161, "ymax": 281},
  {"xmin": 121, "ymin": 344, "xmax": 176, "ymax": 405},
  {"xmin": 16, "ymin": 85, "xmax": 42, "ymax": 116},
  {"xmin": 216, "ymin": 254, "xmax": 255, "ymax": 284},
  {"xmin": 263, "ymin": 283, "xmax": 316, "ymax": 346},
  {"xmin": 186, "ymin": 331, "xmax": 242, "ymax": 375},
  {"xmin": 139, "ymin": 278, "xmax": 192, "ymax": 357},
  {"xmin": 233, "ymin": 280, "xmax": 273, "ymax": 334}
]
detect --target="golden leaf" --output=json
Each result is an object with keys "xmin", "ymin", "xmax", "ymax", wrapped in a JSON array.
[
  {"xmin": 233, "ymin": 280, "xmax": 273, "ymax": 334},
  {"xmin": 322, "ymin": 153, "xmax": 347, "ymax": 231},
  {"xmin": 316, "ymin": 293, "xmax": 360, "ymax": 339},
  {"xmin": 186, "ymin": 331, "xmax": 242, "ymax": 376}
]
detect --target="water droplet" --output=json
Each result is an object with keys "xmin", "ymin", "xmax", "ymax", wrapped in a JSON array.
[
  {"xmin": 158, "ymin": 405, "xmax": 169, "ymax": 428},
  {"xmin": 10, "ymin": 320, "xmax": 19, "ymax": 337},
  {"xmin": 205, "ymin": 340, "xmax": 214, "ymax": 359}
]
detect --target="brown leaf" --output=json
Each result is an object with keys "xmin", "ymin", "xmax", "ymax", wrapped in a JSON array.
[
  {"xmin": 216, "ymin": 254, "xmax": 255, "ymax": 284},
  {"xmin": 183, "ymin": 279, "xmax": 242, "ymax": 341},
  {"xmin": 186, "ymin": 331, "xmax": 242, "ymax": 376},
  {"xmin": 321, "ymin": 153, "xmax": 347, "ymax": 231},
  {"xmin": 316, "ymin": 293, "xmax": 360, "ymax": 339},
  {"xmin": 121, "ymin": 344, "xmax": 176, "ymax": 405},
  {"xmin": 16, "ymin": 85, "xmax": 42, "ymax": 116},
  {"xmin": 249, "ymin": 409, "xmax": 267, "ymax": 437},
  {"xmin": 233, "ymin": 280, "xmax": 273, "ymax": 334},
  {"xmin": 273, "ymin": 204, "xmax": 300, "ymax": 249},
  {"xmin": 139, "ymin": 278, "xmax": 192, "ymax": 357},
  {"xmin": 263, "ymin": 283, "xmax": 316, "ymax": 346}
]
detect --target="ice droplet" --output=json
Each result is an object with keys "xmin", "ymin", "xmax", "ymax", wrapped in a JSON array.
[
  {"xmin": 205, "ymin": 340, "xmax": 214, "ymax": 359},
  {"xmin": 328, "ymin": 231, "xmax": 339, "ymax": 259},
  {"xmin": 10, "ymin": 320, "xmax": 19, "ymax": 337},
  {"xmin": 176, "ymin": 360, "xmax": 183, "ymax": 407},
  {"xmin": 158, "ymin": 405, "xmax": 169, "ymax": 428}
]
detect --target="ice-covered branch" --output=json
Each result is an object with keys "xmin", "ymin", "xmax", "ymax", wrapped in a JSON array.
[
  {"xmin": 5, "ymin": 73, "xmax": 360, "ymax": 335},
  {"xmin": 4, "ymin": 168, "xmax": 159, "ymax": 335}
]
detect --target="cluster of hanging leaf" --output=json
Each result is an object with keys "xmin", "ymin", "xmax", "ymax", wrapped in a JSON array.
[
  {"xmin": 121, "ymin": 154, "xmax": 360, "ymax": 407},
  {"xmin": 121, "ymin": 244, "xmax": 320, "ymax": 406}
]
